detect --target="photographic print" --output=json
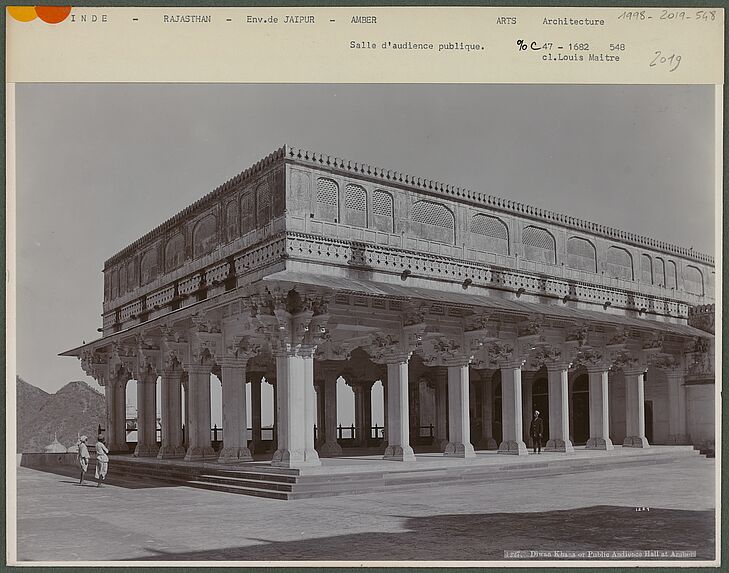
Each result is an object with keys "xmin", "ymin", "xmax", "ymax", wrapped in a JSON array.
[{"xmin": 6, "ymin": 6, "xmax": 722, "ymax": 567}]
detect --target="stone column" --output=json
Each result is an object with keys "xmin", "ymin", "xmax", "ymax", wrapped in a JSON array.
[
  {"xmin": 314, "ymin": 379, "xmax": 324, "ymax": 447},
  {"xmin": 586, "ymin": 368, "xmax": 614, "ymax": 450},
  {"xmin": 268, "ymin": 375, "xmax": 278, "ymax": 452},
  {"xmin": 382, "ymin": 375, "xmax": 389, "ymax": 445},
  {"xmin": 352, "ymin": 381, "xmax": 373, "ymax": 447},
  {"xmin": 271, "ymin": 350, "xmax": 321, "ymax": 468},
  {"xmin": 351, "ymin": 380, "xmax": 364, "ymax": 446},
  {"xmin": 479, "ymin": 372, "xmax": 498, "ymax": 450},
  {"xmin": 134, "ymin": 368, "xmax": 159, "ymax": 457},
  {"xmin": 623, "ymin": 369, "xmax": 650, "ymax": 448},
  {"xmin": 444, "ymin": 363, "xmax": 476, "ymax": 458},
  {"xmin": 218, "ymin": 361, "xmax": 253, "ymax": 463},
  {"xmin": 383, "ymin": 358, "xmax": 416, "ymax": 461},
  {"xmin": 184, "ymin": 364, "xmax": 216, "ymax": 461},
  {"xmin": 182, "ymin": 375, "xmax": 190, "ymax": 448},
  {"xmin": 158, "ymin": 368, "xmax": 186, "ymax": 458},
  {"xmin": 498, "ymin": 364, "xmax": 528, "ymax": 455},
  {"xmin": 521, "ymin": 372, "xmax": 534, "ymax": 449},
  {"xmin": 319, "ymin": 370, "xmax": 342, "ymax": 456},
  {"xmin": 105, "ymin": 378, "xmax": 126, "ymax": 453},
  {"xmin": 303, "ymin": 353, "xmax": 318, "ymax": 463},
  {"xmin": 249, "ymin": 373, "xmax": 263, "ymax": 453},
  {"xmin": 112, "ymin": 377, "xmax": 128, "ymax": 453},
  {"xmin": 666, "ymin": 370, "xmax": 689, "ymax": 444},
  {"xmin": 545, "ymin": 364, "xmax": 574, "ymax": 453},
  {"xmin": 434, "ymin": 369, "xmax": 449, "ymax": 451}
]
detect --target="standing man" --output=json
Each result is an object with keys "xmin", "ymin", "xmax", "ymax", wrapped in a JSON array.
[
  {"xmin": 530, "ymin": 411, "xmax": 544, "ymax": 454},
  {"xmin": 76, "ymin": 436, "xmax": 90, "ymax": 485}
]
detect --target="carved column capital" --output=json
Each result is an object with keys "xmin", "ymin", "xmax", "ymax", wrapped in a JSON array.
[
  {"xmin": 417, "ymin": 335, "xmax": 470, "ymax": 368},
  {"xmin": 250, "ymin": 287, "xmax": 330, "ymax": 357},
  {"xmin": 609, "ymin": 348, "xmax": 647, "ymax": 375},
  {"xmin": 80, "ymin": 349, "xmax": 110, "ymax": 386},
  {"xmin": 525, "ymin": 342, "xmax": 570, "ymax": 371},
  {"xmin": 571, "ymin": 347, "xmax": 610, "ymax": 373},
  {"xmin": 471, "ymin": 340, "xmax": 523, "ymax": 370},
  {"xmin": 361, "ymin": 331, "xmax": 412, "ymax": 365}
]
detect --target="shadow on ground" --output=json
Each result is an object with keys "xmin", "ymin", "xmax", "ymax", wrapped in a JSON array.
[
  {"xmin": 128, "ymin": 505, "xmax": 715, "ymax": 561},
  {"xmin": 21, "ymin": 466, "xmax": 179, "ymax": 490}
]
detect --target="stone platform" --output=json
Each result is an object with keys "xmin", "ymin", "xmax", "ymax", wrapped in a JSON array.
[{"xmin": 22, "ymin": 446, "xmax": 701, "ymax": 500}]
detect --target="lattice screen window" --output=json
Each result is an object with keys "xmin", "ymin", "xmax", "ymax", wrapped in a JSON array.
[
  {"xmin": 666, "ymin": 260, "xmax": 678, "ymax": 289},
  {"xmin": 316, "ymin": 178, "xmax": 339, "ymax": 206},
  {"xmin": 567, "ymin": 237, "xmax": 595, "ymax": 260},
  {"xmin": 607, "ymin": 246, "xmax": 633, "ymax": 280},
  {"xmin": 345, "ymin": 184, "xmax": 367, "ymax": 211},
  {"xmin": 119, "ymin": 266, "xmax": 127, "ymax": 295},
  {"xmin": 165, "ymin": 234, "xmax": 185, "ymax": 272},
  {"xmin": 140, "ymin": 250, "xmax": 159, "ymax": 286},
  {"xmin": 127, "ymin": 261, "xmax": 136, "ymax": 290},
  {"xmin": 641, "ymin": 254, "xmax": 653, "ymax": 284},
  {"xmin": 566, "ymin": 237, "xmax": 597, "ymax": 272},
  {"xmin": 373, "ymin": 190, "xmax": 394, "ymax": 217},
  {"xmin": 257, "ymin": 183, "xmax": 271, "ymax": 224},
  {"xmin": 654, "ymin": 257, "xmax": 666, "ymax": 287},
  {"xmin": 240, "ymin": 191, "xmax": 256, "ymax": 234},
  {"xmin": 411, "ymin": 201, "xmax": 454, "ymax": 228},
  {"xmin": 522, "ymin": 226, "xmax": 555, "ymax": 250},
  {"xmin": 471, "ymin": 214, "xmax": 508, "ymax": 239},
  {"xmin": 684, "ymin": 265, "xmax": 704, "ymax": 295}
]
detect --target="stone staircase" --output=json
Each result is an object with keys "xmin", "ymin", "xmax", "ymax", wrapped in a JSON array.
[{"xmin": 101, "ymin": 446, "xmax": 706, "ymax": 500}]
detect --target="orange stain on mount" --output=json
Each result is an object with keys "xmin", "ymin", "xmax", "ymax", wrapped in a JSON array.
[
  {"xmin": 35, "ymin": 6, "xmax": 72, "ymax": 23},
  {"xmin": 7, "ymin": 6, "xmax": 38, "ymax": 21}
]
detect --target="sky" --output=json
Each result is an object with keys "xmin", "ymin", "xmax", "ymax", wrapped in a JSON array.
[{"xmin": 13, "ymin": 84, "xmax": 716, "ymax": 426}]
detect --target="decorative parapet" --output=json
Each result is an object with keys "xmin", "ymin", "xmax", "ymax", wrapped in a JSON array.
[{"xmin": 104, "ymin": 146, "xmax": 287, "ymax": 269}]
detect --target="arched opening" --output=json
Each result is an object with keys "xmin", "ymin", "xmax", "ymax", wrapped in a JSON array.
[
  {"xmin": 492, "ymin": 371, "xmax": 502, "ymax": 445},
  {"xmin": 155, "ymin": 378, "xmax": 162, "ymax": 446},
  {"xmin": 469, "ymin": 372, "xmax": 482, "ymax": 446},
  {"xmin": 337, "ymin": 376, "xmax": 355, "ymax": 442},
  {"xmin": 371, "ymin": 380, "xmax": 385, "ymax": 442},
  {"xmin": 572, "ymin": 374, "xmax": 590, "ymax": 445},
  {"xmin": 261, "ymin": 378, "xmax": 275, "ymax": 447},
  {"xmin": 210, "ymin": 372, "xmax": 223, "ymax": 450},
  {"xmin": 532, "ymin": 376, "xmax": 549, "ymax": 440},
  {"xmin": 180, "ymin": 374, "xmax": 188, "ymax": 449}
]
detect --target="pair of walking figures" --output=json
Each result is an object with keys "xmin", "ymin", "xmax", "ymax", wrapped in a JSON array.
[{"xmin": 76, "ymin": 435, "xmax": 109, "ymax": 486}]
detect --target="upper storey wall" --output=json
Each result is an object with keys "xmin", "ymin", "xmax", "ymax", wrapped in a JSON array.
[
  {"xmin": 102, "ymin": 146, "xmax": 714, "ymax": 327},
  {"xmin": 284, "ymin": 153, "xmax": 714, "ymax": 304},
  {"xmin": 102, "ymin": 149, "xmax": 286, "ymax": 313}
]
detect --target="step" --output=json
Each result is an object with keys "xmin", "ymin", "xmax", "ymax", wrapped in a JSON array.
[
  {"xmin": 185, "ymin": 480, "xmax": 290, "ymax": 500},
  {"xmin": 197, "ymin": 474, "xmax": 296, "ymax": 492}
]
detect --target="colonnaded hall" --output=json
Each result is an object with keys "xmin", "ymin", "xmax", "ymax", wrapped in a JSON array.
[{"xmin": 64, "ymin": 146, "xmax": 716, "ymax": 473}]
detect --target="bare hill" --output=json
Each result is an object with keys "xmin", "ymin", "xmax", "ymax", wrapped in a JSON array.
[{"xmin": 17, "ymin": 376, "xmax": 106, "ymax": 453}]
